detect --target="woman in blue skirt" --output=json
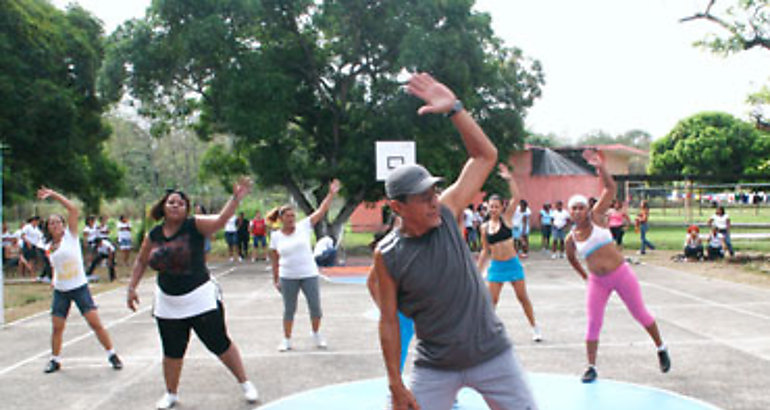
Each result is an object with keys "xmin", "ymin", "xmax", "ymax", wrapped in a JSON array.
[{"xmin": 477, "ymin": 164, "xmax": 542, "ymax": 342}]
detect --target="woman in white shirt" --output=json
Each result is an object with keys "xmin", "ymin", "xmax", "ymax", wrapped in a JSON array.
[
  {"xmin": 37, "ymin": 187, "xmax": 123, "ymax": 374},
  {"xmin": 708, "ymin": 206, "xmax": 734, "ymax": 257},
  {"xmin": 268, "ymin": 179, "xmax": 340, "ymax": 352}
]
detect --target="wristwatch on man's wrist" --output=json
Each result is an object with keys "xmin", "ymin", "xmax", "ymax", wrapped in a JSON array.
[{"xmin": 445, "ymin": 100, "xmax": 463, "ymax": 118}]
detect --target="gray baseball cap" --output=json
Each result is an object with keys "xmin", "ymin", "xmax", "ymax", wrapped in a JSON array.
[{"xmin": 385, "ymin": 164, "xmax": 444, "ymax": 199}]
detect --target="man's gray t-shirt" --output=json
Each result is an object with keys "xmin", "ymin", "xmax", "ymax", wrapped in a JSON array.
[{"xmin": 378, "ymin": 205, "xmax": 510, "ymax": 370}]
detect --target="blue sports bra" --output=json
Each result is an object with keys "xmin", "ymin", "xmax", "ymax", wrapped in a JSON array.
[
  {"xmin": 487, "ymin": 221, "xmax": 513, "ymax": 245},
  {"xmin": 573, "ymin": 223, "xmax": 614, "ymax": 259}
]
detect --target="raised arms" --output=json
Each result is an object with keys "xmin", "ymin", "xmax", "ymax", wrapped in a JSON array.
[{"xmin": 405, "ymin": 73, "xmax": 497, "ymax": 218}]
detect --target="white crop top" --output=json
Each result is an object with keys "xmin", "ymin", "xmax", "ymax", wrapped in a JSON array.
[{"xmin": 573, "ymin": 223, "xmax": 614, "ymax": 259}]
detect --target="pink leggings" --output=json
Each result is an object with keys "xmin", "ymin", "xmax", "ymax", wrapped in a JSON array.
[{"xmin": 586, "ymin": 262, "xmax": 655, "ymax": 341}]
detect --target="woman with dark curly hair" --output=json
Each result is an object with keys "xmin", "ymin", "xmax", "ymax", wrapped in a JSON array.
[{"xmin": 127, "ymin": 178, "xmax": 258, "ymax": 409}]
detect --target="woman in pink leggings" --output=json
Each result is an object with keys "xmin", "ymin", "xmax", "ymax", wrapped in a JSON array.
[{"xmin": 565, "ymin": 150, "xmax": 670, "ymax": 383}]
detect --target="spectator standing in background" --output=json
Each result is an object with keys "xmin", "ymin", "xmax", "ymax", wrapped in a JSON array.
[
  {"xmin": 539, "ymin": 202, "xmax": 552, "ymax": 252},
  {"xmin": 116, "ymin": 215, "xmax": 132, "ymax": 266},
  {"xmin": 250, "ymin": 211, "xmax": 268, "ymax": 262},
  {"xmin": 224, "ymin": 214, "xmax": 238, "ymax": 262},
  {"xmin": 236, "ymin": 212, "xmax": 250, "ymax": 262}
]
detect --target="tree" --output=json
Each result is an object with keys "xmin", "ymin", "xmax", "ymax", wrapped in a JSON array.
[
  {"xmin": 0, "ymin": 0, "xmax": 122, "ymax": 213},
  {"xmin": 103, "ymin": 0, "xmax": 544, "ymax": 238},
  {"xmin": 576, "ymin": 129, "xmax": 652, "ymax": 151},
  {"xmin": 682, "ymin": 0, "xmax": 770, "ymax": 127},
  {"xmin": 648, "ymin": 112, "xmax": 770, "ymax": 179}
]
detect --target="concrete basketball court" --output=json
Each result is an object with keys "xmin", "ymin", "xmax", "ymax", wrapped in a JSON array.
[{"xmin": 1, "ymin": 252, "xmax": 769, "ymax": 409}]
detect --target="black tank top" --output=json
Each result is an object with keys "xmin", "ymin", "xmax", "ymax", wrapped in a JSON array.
[
  {"xmin": 486, "ymin": 221, "xmax": 513, "ymax": 245},
  {"xmin": 148, "ymin": 218, "xmax": 209, "ymax": 296}
]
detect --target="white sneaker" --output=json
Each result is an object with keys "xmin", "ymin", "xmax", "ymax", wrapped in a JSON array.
[
  {"xmin": 238, "ymin": 257, "xmax": 243, "ymax": 262},
  {"xmin": 242, "ymin": 381, "xmax": 259, "ymax": 403},
  {"xmin": 229, "ymin": 257, "xmax": 234, "ymax": 262},
  {"xmin": 313, "ymin": 332, "xmax": 328, "ymax": 349},
  {"xmin": 551, "ymin": 253, "xmax": 558, "ymax": 260},
  {"xmin": 156, "ymin": 392, "xmax": 178, "ymax": 409},
  {"xmin": 277, "ymin": 338, "xmax": 292, "ymax": 352},
  {"xmin": 532, "ymin": 327, "xmax": 543, "ymax": 342}
]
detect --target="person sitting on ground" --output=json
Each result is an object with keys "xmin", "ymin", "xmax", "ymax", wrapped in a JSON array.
[
  {"xmin": 313, "ymin": 235, "xmax": 337, "ymax": 267},
  {"xmin": 706, "ymin": 226, "xmax": 726, "ymax": 261},
  {"xmin": 683, "ymin": 225, "xmax": 704, "ymax": 262},
  {"xmin": 2, "ymin": 222, "xmax": 33, "ymax": 275}
]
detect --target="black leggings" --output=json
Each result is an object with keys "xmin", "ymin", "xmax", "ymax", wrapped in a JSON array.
[{"xmin": 156, "ymin": 302, "xmax": 232, "ymax": 359}]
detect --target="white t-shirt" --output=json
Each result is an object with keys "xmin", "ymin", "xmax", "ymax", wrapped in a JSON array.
[
  {"xmin": 117, "ymin": 221, "xmax": 132, "ymax": 241},
  {"xmin": 83, "ymin": 225, "xmax": 99, "ymax": 242},
  {"xmin": 97, "ymin": 239, "xmax": 115, "ymax": 254},
  {"xmin": 708, "ymin": 232, "xmax": 724, "ymax": 248},
  {"xmin": 224, "ymin": 215, "xmax": 238, "ymax": 233},
  {"xmin": 98, "ymin": 223, "xmax": 110, "ymax": 239},
  {"xmin": 551, "ymin": 209, "xmax": 570, "ymax": 229},
  {"xmin": 512, "ymin": 207, "xmax": 531, "ymax": 228},
  {"xmin": 2, "ymin": 230, "xmax": 18, "ymax": 247},
  {"xmin": 313, "ymin": 236, "xmax": 335, "ymax": 257},
  {"xmin": 21, "ymin": 223, "xmax": 43, "ymax": 248},
  {"xmin": 49, "ymin": 229, "xmax": 87, "ymax": 291},
  {"xmin": 270, "ymin": 217, "xmax": 319, "ymax": 279},
  {"xmin": 463, "ymin": 209, "xmax": 474, "ymax": 228},
  {"xmin": 712, "ymin": 213, "xmax": 729, "ymax": 230}
]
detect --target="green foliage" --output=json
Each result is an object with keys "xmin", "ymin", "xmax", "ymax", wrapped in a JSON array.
[
  {"xmin": 0, "ymin": 0, "xmax": 122, "ymax": 213},
  {"xmin": 199, "ymin": 143, "xmax": 250, "ymax": 192},
  {"xmin": 577, "ymin": 129, "xmax": 653, "ymax": 151},
  {"xmin": 689, "ymin": 0, "xmax": 770, "ymax": 55},
  {"xmin": 103, "ymin": 0, "xmax": 544, "ymax": 236},
  {"xmin": 649, "ymin": 112, "xmax": 770, "ymax": 179}
]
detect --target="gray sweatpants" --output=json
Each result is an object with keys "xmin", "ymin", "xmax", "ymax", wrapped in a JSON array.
[
  {"xmin": 280, "ymin": 276, "xmax": 322, "ymax": 322},
  {"xmin": 410, "ymin": 347, "xmax": 537, "ymax": 410}
]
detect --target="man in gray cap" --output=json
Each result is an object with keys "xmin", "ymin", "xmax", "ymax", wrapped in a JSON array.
[{"xmin": 372, "ymin": 73, "xmax": 537, "ymax": 410}]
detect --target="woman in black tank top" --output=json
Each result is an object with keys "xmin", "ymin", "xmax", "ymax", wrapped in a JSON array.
[{"xmin": 477, "ymin": 164, "xmax": 542, "ymax": 342}]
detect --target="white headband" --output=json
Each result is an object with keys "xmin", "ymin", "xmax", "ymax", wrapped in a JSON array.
[{"xmin": 568, "ymin": 194, "xmax": 588, "ymax": 209}]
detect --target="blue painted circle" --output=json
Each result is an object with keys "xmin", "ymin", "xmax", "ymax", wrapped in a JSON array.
[{"xmin": 260, "ymin": 373, "xmax": 718, "ymax": 410}]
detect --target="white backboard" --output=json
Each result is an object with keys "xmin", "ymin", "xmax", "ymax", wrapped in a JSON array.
[{"xmin": 376, "ymin": 141, "xmax": 416, "ymax": 181}]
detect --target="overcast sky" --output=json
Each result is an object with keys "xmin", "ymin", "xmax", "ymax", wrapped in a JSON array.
[{"xmin": 53, "ymin": 0, "xmax": 770, "ymax": 142}]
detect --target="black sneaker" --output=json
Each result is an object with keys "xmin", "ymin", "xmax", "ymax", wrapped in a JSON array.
[
  {"xmin": 44, "ymin": 359, "xmax": 60, "ymax": 374},
  {"xmin": 108, "ymin": 353, "xmax": 123, "ymax": 370},
  {"xmin": 658, "ymin": 349, "xmax": 671, "ymax": 373},
  {"xmin": 581, "ymin": 366, "xmax": 597, "ymax": 383}
]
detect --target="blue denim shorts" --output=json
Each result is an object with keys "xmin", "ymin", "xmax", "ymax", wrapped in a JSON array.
[{"xmin": 51, "ymin": 284, "xmax": 97, "ymax": 318}]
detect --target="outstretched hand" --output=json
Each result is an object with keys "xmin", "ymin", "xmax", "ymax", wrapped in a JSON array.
[
  {"xmin": 582, "ymin": 149, "xmax": 603, "ymax": 167},
  {"xmin": 406, "ymin": 73, "xmax": 457, "ymax": 116},
  {"xmin": 232, "ymin": 176, "xmax": 253, "ymax": 201},
  {"xmin": 497, "ymin": 163, "xmax": 513, "ymax": 180},
  {"xmin": 37, "ymin": 186, "xmax": 55, "ymax": 200}
]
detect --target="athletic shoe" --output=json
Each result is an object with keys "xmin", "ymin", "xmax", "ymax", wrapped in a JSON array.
[
  {"xmin": 156, "ymin": 392, "xmax": 178, "ymax": 409},
  {"xmin": 242, "ymin": 381, "xmax": 259, "ymax": 403},
  {"xmin": 581, "ymin": 366, "xmax": 597, "ymax": 383},
  {"xmin": 313, "ymin": 332, "xmax": 328, "ymax": 349},
  {"xmin": 551, "ymin": 253, "xmax": 558, "ymax": 260},
  {"xmin": 86, "ymin": 274, "xmax": 99, "ymax": 282},
  {"xmin": 658, "ymin": 348, "xmax": 671, "ymax": 373},
  {"xmin": 108, "ymin": 353, "xmax": 123, "ymax": 370},
  {"xmin": 277, "ymin": 338, "xmax": 292, "ymax": 352},
  {"xmin": 44, "ymin": 359, "xmax": 60, "ymax": 374},
  {"xmin": 229, "ymin": 257, "xmax": 234, "ymax": 262},
  {"xmin": 532, "ymin": 328, "xmax": 543, "ymax": 343}
]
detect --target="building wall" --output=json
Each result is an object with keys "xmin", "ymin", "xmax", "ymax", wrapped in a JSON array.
[{"xmin": 349, "ymin": 148, "xmax": 634, "ymax": 232}]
